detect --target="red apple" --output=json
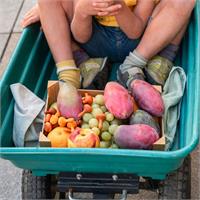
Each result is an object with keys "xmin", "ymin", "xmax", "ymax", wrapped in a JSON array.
[{"xmin": 68, "ymin": 128, "xmax": 100, "ymax": 148}]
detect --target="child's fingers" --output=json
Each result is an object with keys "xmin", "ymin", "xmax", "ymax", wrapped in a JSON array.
[
  {"xmin": 21, "ymin": 12, "xmax": 36, "ymax": 25},
  {"xmin": 21, "ymin": 20, "xmax": 29, "ymax": 28},
  {"xmin": 97, "ymin": 11, "xmax": 119, "ymax": 16},
  {"xmin": 21, "ymin": 19, "xmax": 32, "ymax": 28},
  {"xmin": 24, "ymin": 6, "xmax": 38, "ymax": 18},
  {"xmin": 24, "ymin": 11, "xmax": 32, "ymax": 18},
  {"xmin": 107, "ymin": 11, "xmax": 119, "ymax": 16},
  {"xmin": 95, "ymin": 3, "xmax": 122, "ymax": 13},
  {"xmin": 93, "ymin": 0, "xmax": 114, "ymax": 7},
  {"xmin": 94, "ymin": 0, "xmax": 114, "ymax": 3},
  {"xmin": 21, "ymin": 16, "xmax": 37, "ymax": 28},
  {"xmin": 23, "ymin": 12, "xmax": 33, "ymax": 20},
  {"xmin": 93, "ymin": 2, "xmax": 109, "ymax": 9},
  {"xmin": 97, "ymin": 11, "xmax": 109, "ymax": 16},
  {"xmin": 102, "ymin": 4, "xmax": 122, "ymax": 12}
]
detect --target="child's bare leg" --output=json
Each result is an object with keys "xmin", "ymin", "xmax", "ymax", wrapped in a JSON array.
[
  {"xmin": 136, "ymin": 0, "xmax": 195, "ymax": 60},
  {"xmin": 170, "ymin": 22, "xmax": 189, "ymax": 46},
  {"xmin": 38, "ymin": 0, "xmax": 74, "ymax": 63},
  {"xmin": 37, "ymin": 0, "xmax": 83, "ymax": 88},
  {"xmin": 143, "ymin": 23, "xmax": 189, "ymax": 86},
  {"xmin": 38, "ymin": 0, "xmax": 95, "ymax": 61},
  {"xmin": 38, "ymin": 0, "xmax": 108, "ymax": 88},
  {"xmin": 118, "ymin": 0, "xmax": 195, "ymax": 88},
  {"xmin": 21, "ymin": 4, "xmax": 40, "ymax": 28}
]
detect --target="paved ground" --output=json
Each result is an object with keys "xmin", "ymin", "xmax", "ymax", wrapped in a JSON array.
[
  {"xmin": 0, "ymin": 0, "xmax": 199, "ymax": 199},
  {"xmin": 0, "ymin": 0, "xmax": 36, "ymax": 76}
]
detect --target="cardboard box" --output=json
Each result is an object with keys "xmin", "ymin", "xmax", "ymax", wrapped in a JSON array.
[{"xmin": 40, "ymin": 81, "xmax": 165, "ymax": 150}]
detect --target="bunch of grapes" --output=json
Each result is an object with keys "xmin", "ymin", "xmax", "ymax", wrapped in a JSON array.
[{"xmin": 81, "ymin": 94, "xmax": 121, "ymax": 148}]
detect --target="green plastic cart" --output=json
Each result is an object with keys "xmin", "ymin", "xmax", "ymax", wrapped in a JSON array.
[{"xmin": 0, "ymin": 2, "xmax": 200, "ymax": 200}]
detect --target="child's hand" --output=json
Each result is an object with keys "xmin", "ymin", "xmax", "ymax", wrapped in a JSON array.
[
  {"xmin": 75, "ymin": 0, "xmax": 121, "ymax": 17},
  {"xmin": 21, "ymin": 4, "xmax": 40, "ymax": 28},
  {"xmin": 96, "ymin": 3, "xmax": 123, "ymax": 16},
  {"xmin": 95, "ymin": 0, "xmax": 124, "ymax": 16},
  {"xmin": 93, "ymin": 0, "xmax": 115, "ymax": 10},
  {"xmin": 75, "ymin": 0, "xmax": 109, "ymax": 17}
]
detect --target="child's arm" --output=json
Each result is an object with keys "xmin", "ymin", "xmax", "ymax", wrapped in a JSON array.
[
  {"xmin": 114, "ymin": 0, "xmax": 156, "ymax": 39},
  {"xmin": 71, "ymin": 0, "xmax": 121, "ymax": 43}
]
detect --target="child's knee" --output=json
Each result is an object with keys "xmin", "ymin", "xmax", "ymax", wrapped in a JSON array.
[
  {"xmin": 38, "ymin": 0, "xmax": 61, "ymax": 8},
  {"xmin": 38, "ymin": 0, "xmax": 48, "ymax": 7}
]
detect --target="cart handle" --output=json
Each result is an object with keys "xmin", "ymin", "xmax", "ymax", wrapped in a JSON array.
[{"xmin": 68, "ymin": 189, "xmax": 127, "ymax": 200}]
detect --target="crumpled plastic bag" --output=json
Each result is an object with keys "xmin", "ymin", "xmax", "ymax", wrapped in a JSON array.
[{"xmin": 10, "ymin": 83, "xmax": 45, "ymax": 147}]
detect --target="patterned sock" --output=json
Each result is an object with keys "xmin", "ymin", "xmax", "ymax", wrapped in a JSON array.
[{"xmin": 159, "ymin": 44, "xmax": 179, "ymax": 62}]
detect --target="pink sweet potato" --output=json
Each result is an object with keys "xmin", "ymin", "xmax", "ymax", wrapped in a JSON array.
[
  {"xmin": 130, "ymin": 80, "xmax": 164, "ymax": 117},
  {"xmin": 57, "ymin": 82, "xmax": 83, "ymax": 120},
  {"xmin": 104, "ymin": 82, "xmax": 133, "ymax": 119},
  {"xmin": 114, "ymin": 124, "xmax": 159, "ymax": 149}
]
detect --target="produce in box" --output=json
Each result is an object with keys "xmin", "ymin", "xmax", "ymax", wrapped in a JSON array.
[
  {"xmin": 44, "ymin": 90, "xmax": 121, "ymax": 148},
  {"xmin": 43, "ymin": 81, "xmax": 163, "ymax": 150}
]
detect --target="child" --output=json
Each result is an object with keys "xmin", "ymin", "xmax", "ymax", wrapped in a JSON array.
[
  {"xmin": 21, "ymin": 0, "xmax": 156, "ymax": 88},
  {"xmin": 21, "ymin": 0, "xmax": 195, "ymax": 89}
]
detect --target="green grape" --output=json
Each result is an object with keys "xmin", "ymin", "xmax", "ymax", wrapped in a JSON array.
[
  {"xmin": 81, "ymin": 123, "xmax": 90, "ymax": 129},
  {"xmin": 102, "ymin": 121, "xmax": 109, "ymax": 131},
  {"xmin": 92, "ymin": 127, "xmax": 100, "ymax": 136},
  {"xmin": 92, "ymin": 103, "xmax": 100, "ymax": 109},
  {"xmin": 110, "ymin": 143, "xmax": 119, "ymax": 149},
  {"xmin": 101, "ymin": 131, "xmax": 112, "ymax": 141},
  {"xmin": 94, "ymin": 94, "xmax": 104, "ymax": 105},
  {"xmin": 105, "ymin": 112, "xmax": 114, "ymax": 122},
  {"xmin": 92, "ymin": 108, "xmax": 103, "ymax": 117},
  {"xmin": 99, "ymin": 141, "xmax": 111, "ymax": 148},
  {"xmin": 100, "ymin": 106, "xmax": 107, "ymax": 113},
  {"xmin": 89, "ymin": 118, "xmax": 98, "ymax": 128},
  {"xmin": 83, "ymin": 113, "xmax": 93, "ymax": 123},
  {"xmin": 111, "ymin": 119, "xmax": 122, "ymax": 125},
  {"xmin": 108, "ymin": 124, "xmax": 119, "ymax": 135}
]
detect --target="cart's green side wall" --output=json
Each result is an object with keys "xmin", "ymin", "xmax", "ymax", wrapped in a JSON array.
[{"xmin": 0, "ymin": 2, "xmax": 199, "ymax": 179}]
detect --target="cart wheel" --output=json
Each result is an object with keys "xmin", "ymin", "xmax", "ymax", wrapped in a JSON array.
[
  {"xmin": 158, "ymin": 156, "xmax": 191, "ymax": 200},
  {"xmin": 22, "ymin": 170, "xmax": 56, "ymax": 199}
]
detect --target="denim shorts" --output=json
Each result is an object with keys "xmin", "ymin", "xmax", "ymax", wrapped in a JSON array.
[{"xmin": 79, "ymin": 19, "xmax": 140, "ymax": 63}]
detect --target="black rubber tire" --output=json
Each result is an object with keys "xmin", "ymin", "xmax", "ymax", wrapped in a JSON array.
[
  {"xmin": 158, "ymin": 156, "xmax": 191, "ymax": 200},
  {"xmin": 22, "ymin": 170, "xmax": 56, "ymax": 200}
]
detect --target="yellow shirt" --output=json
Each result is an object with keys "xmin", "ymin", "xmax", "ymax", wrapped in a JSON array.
[
  {"xmin": 95, "ymin": 0, "xmax": 159, "ymax": 27},
  {"xmin": 95, "ymin": 0, "xmax": 136, "ymax": 27}
]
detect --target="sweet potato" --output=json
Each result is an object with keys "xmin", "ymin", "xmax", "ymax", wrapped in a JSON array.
[
  {"xmin": 104, "ymin": 82, "xmax": 133, "ymax": 119},
  {"xmin": 129, "ymin": 110, "xmax": 160, "ymax": 135},
  {"xmin": 57, "ymin": 82, "xmax": 83, "ymax": 120},
  {"xmin": 114, "ymin": 124, "xmax": 159, "ymax": 149},
  {"xmin": 130, "ymin": 80, "xmax": 164, "ymax": 117}
]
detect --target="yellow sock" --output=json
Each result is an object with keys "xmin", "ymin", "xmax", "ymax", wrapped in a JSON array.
[
  {"xmin": 56, "ymin": 59, "xmax": 77, "ymax": 73},
  {"xmin": 56, "ymin": 59, "xmax": 81, "ymax": 89}
]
